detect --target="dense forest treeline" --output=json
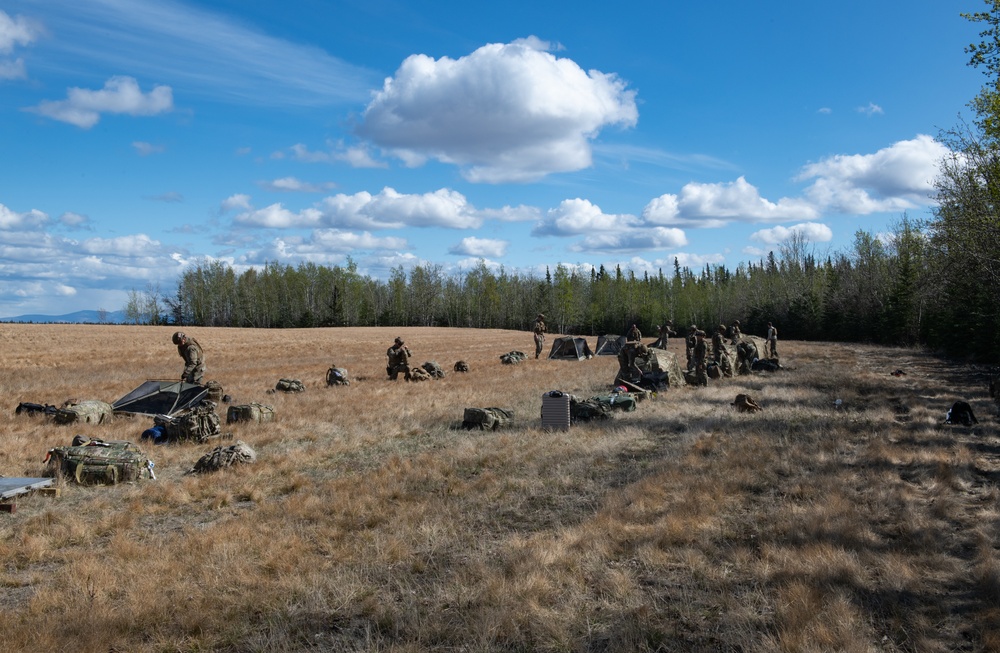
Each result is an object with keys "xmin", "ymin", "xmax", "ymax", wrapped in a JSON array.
[
  {"xmin": 126, "ymin": 209, "xmax": 997, "ymax": 362},
  {"xmin": 125, "ymin": 4, "xmax": 1000, "ymax": 363}
]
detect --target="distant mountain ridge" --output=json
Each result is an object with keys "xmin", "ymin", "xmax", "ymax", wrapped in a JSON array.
[{"xmin": 0, "ymin": 309, "xmax": 128, "ymax": 324}]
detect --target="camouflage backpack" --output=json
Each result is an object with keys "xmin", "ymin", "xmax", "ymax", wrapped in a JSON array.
[
  {"xmin": 155, "ymin": 401, "xmax": 222, "ymax": 443},
  {"xmin": 190, "ymin": 440, "xmax": 256, "ymax": 474},
  {"xmin": 409, "ymin": 367, "xmax": 431, "ymax": 382},
  {"xmin": 325, "ymin": 367, "xmax": 350, "ymax": 386},
  {"xmin": 53, "ymin": 400, "xmax": 113, "ymax": 425},
  {"xmin": 454, "ymin": 360, "xmax": 470, "ymax": 373},
  {"xmin": 569, "ymin": 397, "xmax": 611, "ymax": 423},
  {"xmin": 500, "ymin": 351, "xmax": 527, "ymax": 365},
  {"xmin": 45, "ymin": 437, "xmax": 154, "ymax": 485},
  {"xmin": 226, "ymin": 402, "xmax": 275, "ymax": 425},
  {"xmin": 462, "ymin": 407, "xmax": 514, "ymax": 430},
  {"xmin": 422, "ymin": 361, "xmax": 445, "ymax": 378},
  {"xmin": 275, "ymin": 378, "xmax": 306, "ymax": 393},
  {"xmin": 205, "ymin": 380, "xmax": 224, "ymax": 403}
]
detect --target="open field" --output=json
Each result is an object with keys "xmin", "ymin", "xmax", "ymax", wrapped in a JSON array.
[{"xmin": 1, "ymin": 324, "xmax": 1000, "ymax": 652}]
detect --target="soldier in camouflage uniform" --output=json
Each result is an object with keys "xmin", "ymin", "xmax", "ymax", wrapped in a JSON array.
[
  {"xmin": 652, "ymin": 320, "xmax": 676, "ymax": 349},
  {"xmin": 692, "ymin": 330, "xmax": 709, "ymax": 386},
  {"xmin": 386, "ymin": 337, "xmax": 412, "ymax": 381},
  {"xmin": 532, "ymin": 314, "xmax": 547, "ymax": 359},
  {"xmin": 172, "ymin": 331, "xmax": 205, "ymax": 384},
  {"xmin": 713, "ymin": 325, "xmax": 734, "ymax": 377}
]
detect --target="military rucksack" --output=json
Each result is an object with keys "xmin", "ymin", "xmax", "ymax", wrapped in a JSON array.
[
  {"xmin": 570, "ymin": 397, "xmax": 611, "ymax": 422},
  {"xmin": 454, "ymin": 360, "xmax": 470, "ymax": 372},
  {"xmin": 15, "ymin": 402, "xmax": 58, "ymax": 418},
  {"xmin": 589, "ymin": 393, "xmax": 637, "ymax": 412},
  {"xmin": 732, "ymin": 393, "xmax": 763, "ymax": 413},
  {"xmin": 154, "ymin": 401, "xmax": 222, "ymax": 443},
  {"xmin": 274, "ymin": 378, "xmax": 306, "ymax": 393},
  {"xmin": 409, "ymin": 367, "xmax": 431, "ymax": 382},
  {"xmin": 226, "ymin": 402, "xmax": 275, "ymax": 425},
  {"xmin": 422, "ymin": 361, "xmax": 445, "ymax": 378},
  {"xmin": 205, "ymin": 380, "xmax": 224, "ymax": 403},
  {"xmin": 190, "ymin": 440, "xmax": 256, "ymax": 474},
  {"xmin": 462, "ymin": 407, "xmax": 514, "ymax": 430},
  {"xmin": 946, "ymin": 400, "xmax": 978, "ymax": 426},
  {"xmin": 45, "ymin": 438, "xmax": 154, "ymax": 485},
  {"xmin": 500, "ymin": 351, "xmax": 527, "ymax": 365},
  {"xmin": 325, "ymin": 367, "xmax": 350, "ymax": 386},
  {"xmin": 53, "ymin": 400, "xmax": 113, "ymax": 425}
]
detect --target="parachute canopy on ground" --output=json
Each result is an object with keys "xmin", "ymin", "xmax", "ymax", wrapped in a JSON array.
[
  {"xmin": 112, "ymin": 380, "xmax": 208, "ymax": 417},
  {"xmin": 594, "ymin": 334, "xmax": 627, "ymax": 356},
  {"xmin": 548, "ymin": 336, "xmax": 594, "ymax": 361}
]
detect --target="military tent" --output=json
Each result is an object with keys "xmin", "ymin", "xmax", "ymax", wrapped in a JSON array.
[
  {"xmin": 594, "ymin": 334, "xmax": 627, "ymax": 356},
  {"xmin": 548, "ymin": 336, "xmax": 594, "ymax": 361},
  {"xmin": 616, "ymin": 348, "xmax": 686, "ymax": 390},
  {"xmin": 112, "ymin": 380, "xmax": 208, "ymax": 417}
]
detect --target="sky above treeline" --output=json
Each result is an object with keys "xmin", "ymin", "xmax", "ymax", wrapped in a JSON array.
[{"xmin": 0, "ymin": 0, "xmax": 985, "ymax": 317}]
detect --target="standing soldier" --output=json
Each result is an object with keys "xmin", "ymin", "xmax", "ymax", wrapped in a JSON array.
[
  {"xmin": 652, "ymin": 320, "xmax": 676, "ymax": 349},
  {"xmin": 692, "ymin": 330, "xmax": 709, "ymax": 386},
  {"xmin": 686, "ymin": 324, "xmax": 699, "ymax": 370},
  {"xmin": 386, "ymin": 337, "xmax": 412, "ymax": 381},
  {"xmin": 730, "ymin": 320, "xmax": 742, "ymax": 341},
  {"xmin": 713, "ymin": 325, "xmax": 734, "ymax": 377},
  {"xmin": 532, "ymin": 313, "xmax": 547, "ymax": 359},
  {"xmin": 172, "ymin": 332, "xmax": 205, "ymax": 384},
  {"xmin": 767, "ymin": 322, "xmax": 779, "ymax": 358},
  {"xmin": 627, "ymin": 323, "xmax": 642, "ymax": 343}
]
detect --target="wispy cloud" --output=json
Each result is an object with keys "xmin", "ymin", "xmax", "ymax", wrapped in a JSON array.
[{"xmin": 23, "ymin": 0, "xmax": 376, "ymax": 107}]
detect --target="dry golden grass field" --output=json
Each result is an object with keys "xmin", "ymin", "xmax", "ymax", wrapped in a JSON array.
[{"xmin": 2, "ymin": 323, "xmax": 1000, "ymax": 653}]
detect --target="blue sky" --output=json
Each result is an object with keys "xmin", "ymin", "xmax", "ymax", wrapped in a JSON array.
[{"xmin": 0, "ymin": 0, "xmax": 984, "ymax": 316}]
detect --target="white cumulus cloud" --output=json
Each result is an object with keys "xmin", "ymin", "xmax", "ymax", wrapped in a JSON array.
[
  {"xmin": 0, "ymin": 203, "xmax": 48, "ymax": 230},
  {"xmin": 643, "ymin": 177, "xmax": 818, "ymax": 228},
  {"xmin": 797, "ymin": 135, "xmax": 946, "ymax": 214},
  {"xmin": 533, "ymin": 198, "xmax": 640, "ymax": 236},
  {"xmin": 27, "ymin": 75, "xmax": 173, "ymax": 128},
  {"xmin": 449, "ymin": 237, "xmax": 508, "ymax": 258},
  {"xmin": 358, "ymin": 38, "xmax": 638, "ymax": 183},
  {"xmin": 317, "ymin": 187, "xmax": 481, "ymax": 230},
  {"xmin": 750, "ymin": 222, "xmax": 833, "ymax": 245}
]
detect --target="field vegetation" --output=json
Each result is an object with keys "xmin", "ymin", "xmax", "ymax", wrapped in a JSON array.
[{"xmin": 1, "ymin": 324, "xmax": 999, "ymax": 652}]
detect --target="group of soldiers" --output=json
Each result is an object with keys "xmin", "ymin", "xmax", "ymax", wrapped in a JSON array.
[
  {"xmin": 170, "ymin": 316, "xmax": 780, "ymax": 389},
  {"xmin": 681, "ymin": 320, "xmax": 779, "ymax": 386},
  {"xmin": 611, "ymin": 319, "xmax": 779, "ymax": 388}
]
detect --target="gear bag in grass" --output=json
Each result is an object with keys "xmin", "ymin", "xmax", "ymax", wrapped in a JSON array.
[
  {"xmin": 226, "ymin": 402, "xmax": 275, "ymax": 424},
  {"xmin": 154, "ymin": 401, "xmax": 222, "ymax": 443},
  {"xmin": 570, "ymin": 396, "xmax": 611, "ymax": 423},
  {"xmin": 45, "ymin": 437, "xmax": 154, "ymax": 485},
  {"xmin": 275, "ymin": 378, "xmax": 305, "ymax": 393},
  {"xmin": 462, "ymin": 407, "xmax": 514, "ymax": 430},
  {"xmin": 53, "ymin": 400, "xmax": 113, "ymax": 425}
]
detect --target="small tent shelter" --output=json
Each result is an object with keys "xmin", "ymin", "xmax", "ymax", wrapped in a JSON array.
[
  {"xmin": 112, "ymin": 380, "xmax": 208, "ymax": 417},
  {"xmin": 615, "ymin": 348, "xmax": 686, "ymax": 390},
  {"xmin": 594, "ymin": 334, "xmax": 627, "ymax": 356},
  {"xmin": 548, "ymin": 336, "xmax": 594, "ymax": 361}
]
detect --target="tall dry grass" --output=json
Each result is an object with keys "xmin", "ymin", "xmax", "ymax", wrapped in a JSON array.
[{"xmin": 1, "ymin": 323, "xmax": 999, "ymax": 652}]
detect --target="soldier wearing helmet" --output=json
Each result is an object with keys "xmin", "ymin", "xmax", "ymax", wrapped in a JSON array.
[
  {"xmin": 386, "ymin": 336, "xmax": 412, "ymax": 381},
  {"xmin": 172, "ymin": 331, "xmax": 205, "ymax": 384}
]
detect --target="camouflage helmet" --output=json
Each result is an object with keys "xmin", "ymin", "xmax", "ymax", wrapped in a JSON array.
[{"xmin": 172, "ymin": 331, "xmax": 186, "ymax": 345}]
